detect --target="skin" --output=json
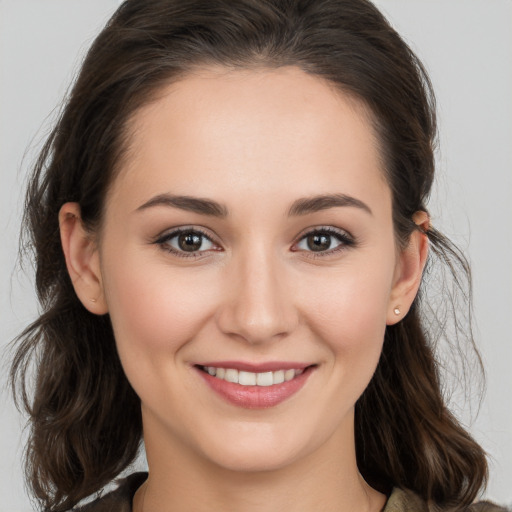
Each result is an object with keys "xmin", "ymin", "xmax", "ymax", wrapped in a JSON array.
[{"xmin": 59, "ymin": 66, "xmax": 428, "ymax": 512}]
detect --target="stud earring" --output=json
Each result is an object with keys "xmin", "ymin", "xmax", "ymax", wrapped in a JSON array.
[
  {"xmin": 90, "ymin": 298, "xmax": 97, "ymax": 303},
  {"xmin": 393, "ymin": 307, "xmax": 400, "ymax": 316}
]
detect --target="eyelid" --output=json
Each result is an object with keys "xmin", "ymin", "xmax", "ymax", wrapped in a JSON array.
[
  {"xmin": 291, "ymin": 226, "xmax": 356, "ymax": 257},
  {"xmin": 153, "ymin": 225, "xmax": 222, "ymax": 258},
  {"xmin": 295, "ymin": 225, "xmax": 354, "ymax": 240},
  {"xmin": 152, "ymin": 224, "xmax": 356, "ymax": 259}
]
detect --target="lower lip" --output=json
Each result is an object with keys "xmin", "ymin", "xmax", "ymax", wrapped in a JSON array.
[{"xmin": 195, "ymin": 366, "xmax": 315, "ymax": 409}]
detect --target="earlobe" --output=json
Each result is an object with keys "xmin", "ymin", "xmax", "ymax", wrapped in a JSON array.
[
  {"xmin": 59, "ymin": 203, "xmax": 108, "ymax": 315},
  {"xmin": 387, "ymin": 212, "xmax": 430, "ymax": 325}
]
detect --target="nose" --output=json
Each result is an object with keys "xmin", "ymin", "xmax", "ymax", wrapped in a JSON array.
[{"xmin": 215, "ymin": 246, "xmax": 299, "ymax": 344}]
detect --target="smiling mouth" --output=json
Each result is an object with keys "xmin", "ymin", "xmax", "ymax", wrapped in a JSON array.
[
  {"xmin": 194, "ymin": 364, "xmax": 316, "ymax": 408},
  {"xmin": 197, "ymin": 365, "xmax": 309, "ymax": 386}
]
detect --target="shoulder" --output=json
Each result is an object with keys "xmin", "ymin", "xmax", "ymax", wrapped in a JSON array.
[
  {"xmin": 468, "ymin": 502, "xmax": 510, "ymax": 512},
  {"xmin": 73, "ymin": 472, "xmax": 147, "ymax": 512},
  {"xmin": 384, "ymin": 488, "xmax": 509, "ymax": 512}
]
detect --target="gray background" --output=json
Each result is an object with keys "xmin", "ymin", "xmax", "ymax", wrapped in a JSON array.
[{"xmin": 1, "ymin": 1, "xmax": 511, "ymax": 510}]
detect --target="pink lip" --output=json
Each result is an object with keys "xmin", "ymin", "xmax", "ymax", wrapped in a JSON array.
[{"xmin": 194, "ymin": 364, "xmax": 315, "ymax": 409}]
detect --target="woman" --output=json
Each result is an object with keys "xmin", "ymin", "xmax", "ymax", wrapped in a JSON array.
[{"xmin": 9, "ymin": 0, "xmax": 507, "ymax": 511}]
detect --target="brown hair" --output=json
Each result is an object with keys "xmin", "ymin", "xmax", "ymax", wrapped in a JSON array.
[{"xmin": 11, "ymin": 0, "xmax": 487, "ymax": 510}]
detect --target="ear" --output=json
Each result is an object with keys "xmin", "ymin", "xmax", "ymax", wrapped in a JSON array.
[
  {"xmin": 386, "ymin": 211, "xmax": 429, "ymax": 325},
  {"xmin": 59, "ymin": 202, "xmax": 108, "ymax": 315}
]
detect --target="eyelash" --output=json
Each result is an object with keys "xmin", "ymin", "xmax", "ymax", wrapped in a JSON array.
[
  {"xmin": 293, "ymin": 226, "xmax": 356, "ymax": 259},
  {"xmin": 153, "ymin": 226, "xmax": 356, "ymax": 259},
  {"xmin": 154, "ymin": 227, "xmax": 218, "ymax": 259}
]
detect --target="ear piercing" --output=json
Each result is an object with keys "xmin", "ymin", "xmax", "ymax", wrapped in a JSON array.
[
  {"xmin": 90, "ymin": 298, "xmax": 97, "ymax": 303},
  {"xmin": 393, "ymin": 307, "xmax": 400, "ymax": 316}
]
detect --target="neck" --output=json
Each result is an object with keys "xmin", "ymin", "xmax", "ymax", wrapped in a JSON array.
[{"xmin": 136, "ymin": 412, "xmax": 386, "ymax": 512}]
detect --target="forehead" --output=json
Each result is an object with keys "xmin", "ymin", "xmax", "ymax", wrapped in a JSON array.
[{"xmin": 109, "ymin": 65, "xmax": 389, "ymax": 214}]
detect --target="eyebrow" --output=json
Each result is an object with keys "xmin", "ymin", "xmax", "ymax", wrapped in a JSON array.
[
  {"xmin": 136, "ymin": 194, "xmax": 228, "ymax": 217},
  {"xmin": 135, "ymin": 192, "xmax": 372, "ymax": 217},
  {"xmin": 287, "ymin": 193, "xmax": 373, "ymax": 216}
]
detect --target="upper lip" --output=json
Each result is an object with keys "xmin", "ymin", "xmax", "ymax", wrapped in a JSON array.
[{"xmin": 195, "ymin": 361, "xmax": 314, "ymax": 372}]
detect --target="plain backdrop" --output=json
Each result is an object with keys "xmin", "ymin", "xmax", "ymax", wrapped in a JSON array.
[{"xmin": 1, "ymin": 1, "xmax": 511, "ymax": 510}]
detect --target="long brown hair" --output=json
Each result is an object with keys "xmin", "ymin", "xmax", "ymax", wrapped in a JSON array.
[{"xmin": 10, "ymin": 0, "xmax": 487, "ymax": 510}]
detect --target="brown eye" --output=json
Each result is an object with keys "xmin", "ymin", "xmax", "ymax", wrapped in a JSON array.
[
  {"xmin": 156, "ymin": 228, "xmax": 216, "ymax": 255},
  {"xmin": 294, "ymin": 227, "xmax": 355, "ymax": 256},
  {"xmin": 178, "ymin": 232, "xmax": 203, "ymax": 252},
  {"xmin": 306, "ymin": 233, "xmax": 332, "ymax": 252}
]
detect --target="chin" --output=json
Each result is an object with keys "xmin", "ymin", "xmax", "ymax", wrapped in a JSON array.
[
  {"xmin": 202, "ymin": 443, "xmax": 302, "ymax": 474},
  {"xmin": 192, "ymin": 421, "xmax": 325, "ymax": 474}
]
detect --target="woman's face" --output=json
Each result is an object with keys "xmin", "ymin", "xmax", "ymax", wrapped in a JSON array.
[{"xmin": 90, "ymin": 66, "xmax": 413, "ymax": 472}]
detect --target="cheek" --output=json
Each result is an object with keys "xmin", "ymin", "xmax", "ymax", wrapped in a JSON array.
[
  {"xmin": 298, "ymin": 256, "xmax": 394, "ymax": 368},
  {"xmin": 296, "ymin": 266, "xmax": 392, "ymax": 423},
  {"xmin": 101, "ymin": 252, "xmax": 218, "ymax": 358}
]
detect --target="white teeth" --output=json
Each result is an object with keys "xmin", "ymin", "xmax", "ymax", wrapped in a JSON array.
[
  {"xmin": 284, "ymin": 369, "xmax": 295, "ymax": 382},
  {"xmin": 256, "ymin": 371, "xmax": 273, "ymax": 387},
  {"xmin": 238, "ymin": 371, "xmax": 256, "ymax": 386},
  {"xmin": 273, "ymin": 370, "xmax": 285, "ymax": 384},
  {"xmin": 224, "ymin": 369, "xmax": 238, "ymax": 383},
  {"xmin": 203, "ymin": 366, "xmax": 306, "ymax": 386}
]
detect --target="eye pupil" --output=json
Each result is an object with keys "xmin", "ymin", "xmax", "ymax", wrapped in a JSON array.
[
  {"xmin": 307, "ymin": 234, "xmax": 331, "ymax": 251},
  {"xmin": 178, "ymin": 232, "xmax": 202, "ymax": 251}
]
